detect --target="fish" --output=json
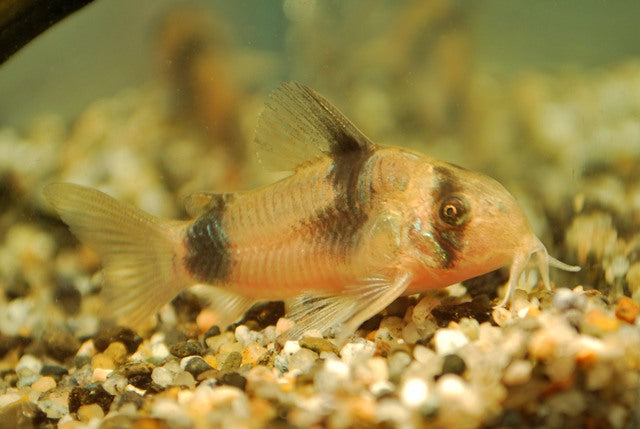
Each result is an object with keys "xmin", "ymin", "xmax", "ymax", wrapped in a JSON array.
[{"xmin": 43, "ymin": 82, "xmax": 580, "ymax": 342}]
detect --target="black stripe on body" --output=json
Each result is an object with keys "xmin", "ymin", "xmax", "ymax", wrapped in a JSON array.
[
  {"xmin": 431, "ymin": 165, "xmax": 469, "ymax": 269},
  {"xmin": 184, "ymin": 195, "xmax": 233, "ymax": 283},
  {"xmin": 294, "ymin": 127, "xmax": 376, "ymax": 260}
]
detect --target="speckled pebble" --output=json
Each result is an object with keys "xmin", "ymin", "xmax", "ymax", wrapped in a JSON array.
[
  {"xmin": 170, "ymin": 340, "xmax": 204, "ymax": 358},
  {"xmin": 340, "ymin": 339, "xmax": 376, "ymax": 366},
  {"xmin": 287, "ymin": 348, "xmax": 318, "ymax": 373},
  {"xmin": 122, "ymin": 362, "xmax": 154, "ymax": 390},
  {"xmin": 37, "ymin": 387, "xmax": 70, "ymax": 419},
  {"xmin": 101, "ymin": 372, "xmax": 127, "ymax": 396},
  {"xmin": 221, "ymin": 351, "xmax": 242, "ymax": 373}
]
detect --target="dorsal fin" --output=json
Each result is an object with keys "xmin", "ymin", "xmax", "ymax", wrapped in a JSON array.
[
  {"xmin": 184, "ymin": 192, "xmax": 235, "ymax": 218},
  {"xmin": 254, "ymin": 82, "xmax": 376, "ymax": 172}
]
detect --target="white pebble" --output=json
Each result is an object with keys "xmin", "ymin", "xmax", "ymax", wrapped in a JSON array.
[
  {"xmin": 434, "ymin": 329, "xmax": 469, "ymax": 355},
  {"xmin": 436, "ymin": 373, "xmax": 467, "ymax": 398},
  {"xmin": 282, "ymin": 340, "xmax": 301, "ymax": 356},
  {"xmin": 400, "ymin": 378, "xmax": 430, "ymax": 407},
  {"xmin": 152, "ymin": 366, "xmax": 174, "ymax": 388},
  {"xmin": 151, "ymin": 342, "xmax": 170, "ymax": 361},
  {"xmin": 16, "ymin": 354, "xmax": 42, "ymax": 374},
  {"xmin": 76, "ymin": 340, "xmax": 96, "ymax": 358},
  {"xmin": 413, "ymin": 345, "xmax": 436, "ymax": 365},
  {"xmin": 173, "ymin": 371, "xmax": 196, "ymax": 388},
  {"xmin": 151, "ymin": 398, "xmax": 192, "ymax": 427},
  {"xmin": 503, "ymin": 360, "xmax": 533, "ymax": 386},
  {"xmin": 91, "ymin": 368, "xmax": 113, "ymax": 383},
  {"xmin": 315, "ymin": 358, "xmax": 350, "ymax": 393}
]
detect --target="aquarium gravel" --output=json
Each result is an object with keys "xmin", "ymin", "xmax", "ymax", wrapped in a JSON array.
[{"xmin": 1, "ymin": 28, "xmax": 640, "ymax": 429}]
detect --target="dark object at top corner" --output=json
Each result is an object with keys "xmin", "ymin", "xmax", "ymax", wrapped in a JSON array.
[{"xmin": 0, "ymin": 0, "xmax": 97, "ymax": 65}]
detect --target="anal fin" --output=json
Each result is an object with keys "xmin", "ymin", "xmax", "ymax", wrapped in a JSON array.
[{"xmin": 190, "ymin": 284, "xmax": 255, "ymax": 329}]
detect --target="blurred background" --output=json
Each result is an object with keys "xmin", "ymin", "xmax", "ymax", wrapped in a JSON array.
[{"xmin": 1, "ymin": 0, "xmax": 639, "ymax": 127}]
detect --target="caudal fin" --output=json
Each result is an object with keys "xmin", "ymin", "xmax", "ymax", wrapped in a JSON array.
[{"xmin": 43, "ymin": 183, "xmax": 187, "ymax": 327}]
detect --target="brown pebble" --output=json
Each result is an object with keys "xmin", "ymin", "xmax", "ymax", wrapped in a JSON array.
[
  {"xmin": 615, "ymin": 296, "xmax": 639, "ymax": 324},
  {"xmin": 104, "ymin": 342, "xmax": 128, "ymax": 365},
  {"xmin": 299, "ymin": 337, "xmax": 337, "ymax": 354}
]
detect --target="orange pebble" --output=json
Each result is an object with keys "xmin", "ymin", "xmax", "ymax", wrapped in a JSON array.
[{"xmin": 615, "ymin": 296, "xmax": 639, "ymax": 324}]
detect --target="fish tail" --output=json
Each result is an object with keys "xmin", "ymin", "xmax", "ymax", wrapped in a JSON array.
[{"xmin": 43, "ymin": 183, "xmax": 187, "ymax": 327}]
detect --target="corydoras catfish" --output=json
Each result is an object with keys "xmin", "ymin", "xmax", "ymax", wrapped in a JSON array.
[{"xmin": 44, "ymin": 82, "xmax": 579, "ymax": 342}]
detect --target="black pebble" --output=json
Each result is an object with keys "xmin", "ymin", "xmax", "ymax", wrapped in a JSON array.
[
  {"xmin": 170, "ymin": 340, "xmax": 204, "ymax": 358},
  {"xmin": 68, "ymin": 384, "xmax": 114, "ymax": 414},
  {"xmin": 40, "ymin": 364, "xmax": 68, "ymax": 378},
  {"xmin": 94, "ymin": 326, "xmax": 142, "ymax": 354},
  {"xmin": 43, "ymin": 328, "xmax": 81, "ymax": 361},
  {"xmin": 431, "ymin": 295, "xmax": 492, "ymax": 326},
  {"xmin": 53, "ymin": 280, "xmax": 81, "ymax": 315},
  {"xmin": 202, "ymin": 325, "xmax": 221, "ymax": 342},
  {"xmin": 184, "ymin": 356, "xmax": 213, "ymax": 377},
  {"xmin": 0, "ymin": 334, "xmax": 30, "ymax": 359},
  {"xmin": 218, "ymin": 372, "xmax": 247, "ymax": 390},
  {"xmin": 441, "ymin": 354, "xmax": 466, "ymax": 375},
  {"xmin": 240, "ymin": 301, "xmax": 285, "ymax": 329},
  {"xmin": 172, "ymin": 291, "xmax": 203, "ymax": 322},
  {"xmin": 463, "ymin": 269, "xmax": 506, "ymax": 299}
]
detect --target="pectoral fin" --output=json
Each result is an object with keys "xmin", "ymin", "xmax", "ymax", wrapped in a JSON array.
[{"xmin": 283, "ymin": 272, "xmax": 411, "ymax": 344}]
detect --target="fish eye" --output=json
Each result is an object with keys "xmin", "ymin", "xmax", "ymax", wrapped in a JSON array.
[{"xmin": 439, "ymin": 196, "xmax": 469, "ymax": 226}]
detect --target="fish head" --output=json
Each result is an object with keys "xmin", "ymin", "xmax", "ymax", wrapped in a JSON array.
[{"xmin": 405, "ymin": 159, "xmax": 539, "ymax": 286}]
